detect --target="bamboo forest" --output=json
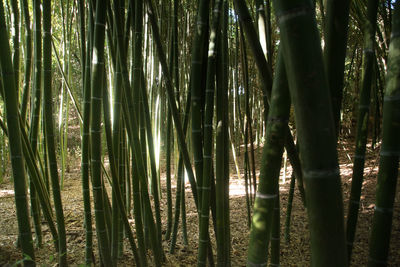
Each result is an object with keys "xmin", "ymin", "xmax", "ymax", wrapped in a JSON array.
[{"xmin": 0, "ymin": 0, "xmax": 400, "ymax": 266}]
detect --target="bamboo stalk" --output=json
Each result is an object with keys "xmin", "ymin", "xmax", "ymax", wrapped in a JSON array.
[
  {"xmin": 273, "ymin": 0, "xmax": 348, "ymax": 265},
  {"xmin": 368, "ymin": 3, "xmax": 400, "ymax": 265},
  {"xmin": 0, "ymin": 1, "xmax": 35, "ymax": 263}
]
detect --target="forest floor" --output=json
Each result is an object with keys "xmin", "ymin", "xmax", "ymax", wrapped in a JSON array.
[{"xmin": 1, "ymin": 137, "xmax": 400, "ymax": 266}]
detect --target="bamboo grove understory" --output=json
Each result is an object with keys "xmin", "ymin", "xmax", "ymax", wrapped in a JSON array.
[{"xmin": 0, "ymin": 0, "xmax": 399, "ymax": 266}]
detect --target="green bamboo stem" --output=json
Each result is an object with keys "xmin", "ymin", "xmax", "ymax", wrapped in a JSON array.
[
  {"xmin": 234, "ymin": 0, "xmax": 306, "ymax": 207},
  {"xmin": 346, "ymin": 0, "xmax": 379, "ymax": 260},
  {"xmin": 110, "ymin": 0, "xmax": 162, "ymax": 263},
  {"xmin": 270, "ymin": 189, "xmax": 280, "ymax": 266},
  {"xmin": 43, "ymin": 1, "xmax": 68, "ymax": 265},
  {"xmin": 284, "ymin": 173, "xmax": 296, "ymax": 243},
  {"xmin": 145, "ymin": 0, "xmax": 198, "ymax": 207},
  {"xmin": 246, "ymin": 49, "xmax": 290, "ymax": 266},
  {"xmin": 273, "ymin": 0, "xmax": 347, "ymax": 265},
  {"xmin": 239, "ymin": 26, "xmax": 254, "ymax": 209},
  {"xmin": 197, "ymin": 0, "xmax": 223, "ymax": 264},
  {"xmin": 368, "ymin": 3, "xmax": 400, "ymax": 265},
  {"xmin": 170, "ymin": 90, "xmax": 191, "ymax": 254},
  {"xmin": 90, "ymin": 0, "xmax": 112, "ymax": 265},
  {"xmin": 80, "ymin": 1, "xmax": 94, "ymax": 264},
  {"xmin": 190, "ymin": 0, "xmax": 209, "ymax": 210},
  {"xmin": 29, "ymin": 0, "xmax": 43, "ymax": 250},
  {"xmin": 215, "ymin": 2, "xmax": 230, "ymax": 264},
  {"xmin": 10, "ymin": 0, "xmax": 19, "ymax": 93},
  {"xmin": 19, "ymin": 0, "xmax": 32, "ymax": 122},
  {"xmin": 0, "ymin": 112, "xmax": 58, "ymax": 251},
  {"xmin": 0, "ymin": 1, "xmax": 35, "ymax": 262},
  {"xmin": 323, "ymin": 0, "xmax": 351, "ymax": 136}
]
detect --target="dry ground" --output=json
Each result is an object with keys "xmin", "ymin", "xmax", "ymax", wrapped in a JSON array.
[{"xmin": 1, "ymin": 139, "xmax": 400, "ymax": 266}]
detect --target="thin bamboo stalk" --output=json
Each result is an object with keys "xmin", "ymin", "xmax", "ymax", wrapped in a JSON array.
[
  {"xmin": 43, "ymin": 0, "xmax": 68, "ymax": 265},
  {"xmin": 346, "ymin": 0, "xmax": 379, "ymax": 259}
]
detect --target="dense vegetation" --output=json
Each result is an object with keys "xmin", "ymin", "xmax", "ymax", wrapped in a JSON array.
[{"xmin": 0, "ymin": 0, "xmax": 399, "ymax": 266}]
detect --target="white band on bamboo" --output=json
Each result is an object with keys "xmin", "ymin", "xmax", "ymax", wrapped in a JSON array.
[
  {"xmin": 92, "ymin": 186, "xmax": 102, "ymax": 190},
  {"xmin": 350, "ymin": 200, "xmax": 360, "ymax": 205},
  {"xmin": 354, "ymin": 154, "xmax": 365, "ymax": 159},
  {"xmin": 11, "ymin": 155, "xmax": 22, "ymax": 159},
  {"xmin": 198, "ymin": 186, "xmax": 210, "ymax": 190},
  {"xmin": 91, "ymin": 60, "xmax": 104, "ymax": 65},
  {"xmin": 247, "ymin": 260, "xmax": 267, "ymax": 267},
  {"xmin": 363, "ymin": 48, "xmax": 374, "ymax": 54},
  {"xmin": 192, "ymin": 129, "xmax": 201, "ymax": 133},
  {"xmin": 204, "ymin": 124, "xmax": 213, "ymax": 128},
  {"xmin": 199, "ymin": 239, "xmax": 208, "ymax": 243},
  {"xmin": 194, "ymin": 159, "xmax": 203, "ymax": 163},
  {"xmin": 201, "ymin": 214, "xmax": 209, "ymax": 218},
  {"xmin": 95, "ymin": 22, "xmax": 106, "ymax": 28},
  {"xmin": 384, "ymin": 94, "xmax": 400, "ymax": 101},
  {"xmin": 267, "ymin": 117, "xmax": 288, "ymax": 123},
  {"xmin": 391, "ymin": 31, "xmax": 400, "ymax": 39},
  {"xmin": 191, "ymin": 96, "xmax": 201, "ymax": 101},
  {"xmin": 256, "ymin": 192, "xmax": 276, "ymax": 199},
  {"xmin": 380, "ymin": 150, "xmax": 400, "ymax": 156},
  {"xmin": 368, "ymin": 257, "xmax": 387, "ymax": 265},
  {"xmin": 303, "ymin": 168, "xmax": 340, "ymax": 179},
  {"xmin": 277, "ymin": 6, "xmax": 312, "ymax": 24},
  {"xmin": 91, "ymin": 158, "xmax": 102, "ymax": 163},
  {"xmin": 203, "ymin": 155, "xmax": 212, "ymax": 159},
  {"xmin": 374, "ymin": 206, "xmax": 393, "ymax": 213},
  {"xmin": 97, "ymin": 229, "xmax": 107, "ymax": 235},
  {"xmin": 90, "ymin": 129, "xmax": 102, "ymax": 133},
  {"xmin": 91, "ymin": 96, "xmax": 102, "ymax": 101}
]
